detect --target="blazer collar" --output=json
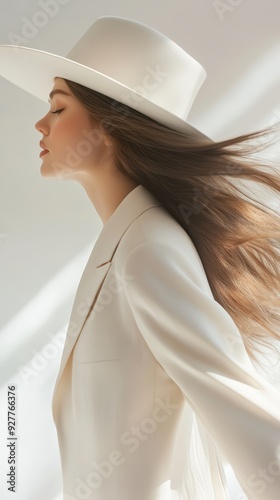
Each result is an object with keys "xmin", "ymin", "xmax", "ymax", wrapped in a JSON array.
[{"xmin": 93, "ymin": 184, "xmax": 162, "ymax": 267}]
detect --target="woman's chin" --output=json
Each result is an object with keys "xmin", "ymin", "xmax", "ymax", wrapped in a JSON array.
[
  {"xmin": 40, "ymin": 162, "xmax": 55, "ymax": 178},
  {"xmin": 40, "ymin": 157, "xmax": 64, "ymax": 180}
]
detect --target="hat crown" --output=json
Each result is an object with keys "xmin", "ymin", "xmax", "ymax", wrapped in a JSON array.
[
  {"xmin": 67, "ymin": 16, "xmax": 206, "ymax": 121},
  {"xmin": 0, "ymin": 16, "xmax": 208, "ymax": 137}
]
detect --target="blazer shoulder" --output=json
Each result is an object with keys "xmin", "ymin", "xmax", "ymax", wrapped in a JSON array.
[
  {"xmin": 117, "ymin": 204, "xmax": 188, "ymax": 251},
  {"xmin": 114, "ymin": 205, "xmax": 210, "ymax": 291}
]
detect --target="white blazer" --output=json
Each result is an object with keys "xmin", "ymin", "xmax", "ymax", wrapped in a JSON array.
[{"xmin": 51, "ymin": 185, "xmax": 280, "ymax": 500}]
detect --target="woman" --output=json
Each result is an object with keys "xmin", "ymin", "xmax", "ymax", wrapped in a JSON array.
[{"xmin": 1, "ymin": 16, "xmax": 280, "ymax": 500}]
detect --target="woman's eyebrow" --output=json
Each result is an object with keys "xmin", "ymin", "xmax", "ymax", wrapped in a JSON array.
[{"xmin": 48, "ymin": 89, "xmax": 71, "ymax": 103}]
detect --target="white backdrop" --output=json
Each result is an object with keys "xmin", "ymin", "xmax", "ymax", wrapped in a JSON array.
[{"xmin": 0, "ymin": 1, "xmax": 280, "ymax": 499}]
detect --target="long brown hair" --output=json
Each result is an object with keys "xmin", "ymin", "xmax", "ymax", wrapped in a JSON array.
[{"xmin": 64, "ymin": 78, "xmax": 280, "ymax": 366}]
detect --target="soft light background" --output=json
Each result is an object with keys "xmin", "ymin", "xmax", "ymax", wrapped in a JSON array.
[{"xmin": 0, "ymin": 1, "xmax": 279, "ymax": 499}]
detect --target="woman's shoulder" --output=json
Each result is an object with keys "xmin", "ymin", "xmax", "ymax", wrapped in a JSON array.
[
  {"xmin": 114, "ymin": 204, "xmax": 211, "ymax": 292},
  {"xmin": 117, "ymin": 204, "xmax": 187, "ymax": 251}
]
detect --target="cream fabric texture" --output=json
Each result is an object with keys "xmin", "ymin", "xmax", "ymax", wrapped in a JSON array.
[{"xmin": 51, "ymin": 185, "xmax": 280, "ymax": 500}]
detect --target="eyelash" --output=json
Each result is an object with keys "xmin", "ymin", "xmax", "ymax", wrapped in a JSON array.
[{"xmin": 50, "ymin": 109, "xmax": 64, "ymax": 115}]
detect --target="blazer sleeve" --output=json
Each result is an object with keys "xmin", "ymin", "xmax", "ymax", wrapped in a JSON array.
[{"xmin": 122, "ymin": 239, "xmax": 280, "ymax": 500}]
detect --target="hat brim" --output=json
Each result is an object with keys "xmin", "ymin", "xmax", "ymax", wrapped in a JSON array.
[{"xmin": 0, "ymin": 45, "xmax": 211, "ymax": 140}]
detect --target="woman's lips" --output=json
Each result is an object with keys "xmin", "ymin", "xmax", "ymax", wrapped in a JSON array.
[
  {"xmin": 39, "ymin": 149, "xmax": 49, "ymax": 157},
  {"xmin": 39, "ymin": 140, "xmax": 49, "ymax": 157}
]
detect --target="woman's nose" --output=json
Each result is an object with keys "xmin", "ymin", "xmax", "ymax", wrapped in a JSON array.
[{"xmin": 35, "ymin": 114, "xmax": 48, "ymax": 134}]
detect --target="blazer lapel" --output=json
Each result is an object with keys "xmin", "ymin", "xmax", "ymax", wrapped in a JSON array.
[
  {"xmin": 52, "ymin": 253, "xmax": 111, "ymax": 399},
  {"xmin": 52, "ymin": 185, "xmax": 162, "ymax": 413}
]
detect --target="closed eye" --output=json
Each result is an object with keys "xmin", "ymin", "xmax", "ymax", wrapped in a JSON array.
[{"xmin": 50, "ymin": 109, "xmax": 64, "ymax": 115}]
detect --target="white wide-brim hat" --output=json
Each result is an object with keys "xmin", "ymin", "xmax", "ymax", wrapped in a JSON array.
[{"xmin": 0, "ymin": 16, "xmax": 210, "ymax": 139}]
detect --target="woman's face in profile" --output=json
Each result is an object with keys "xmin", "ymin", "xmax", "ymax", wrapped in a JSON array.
[{"xmin": 35, "ymin": 77, "xmax": 113, "ymax": 181}]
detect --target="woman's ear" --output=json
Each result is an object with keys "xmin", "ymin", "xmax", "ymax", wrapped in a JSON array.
[
  {"xmin": 90, "ymin": 115, "xmax": 113, "ymax": 147},
  {"xmin": 103, "ymin": 134, "xmax": 113, "ymax": 147}
]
